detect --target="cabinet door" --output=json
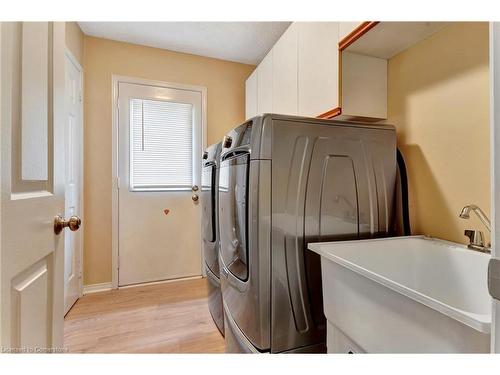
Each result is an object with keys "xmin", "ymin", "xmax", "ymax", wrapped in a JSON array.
[
  {"xmin": 298, "ymin": 22, "xmax": 339, "ymax": 117},
  {"xmin": 272, "ymin": 23, "xmax": 298, "ymax": 115},
  {"xmin": 257, "ymin": 50, "xmax": 273, "ymax": 114},
  {"xmin": 339, "ymin": 22, "xmax": 362, "ymax": 41},
  {"xmin": 342, "ymin": 51, "xmax": 387, "ymax": 119},
  {"xmin": 245, "ymin": 69, "xmax": 258, "ymax": 120}
]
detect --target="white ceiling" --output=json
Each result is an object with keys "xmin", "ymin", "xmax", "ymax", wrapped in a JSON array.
[{"xmin": 78, "ymin": 22, "xmax": 291, "ymax": 65}]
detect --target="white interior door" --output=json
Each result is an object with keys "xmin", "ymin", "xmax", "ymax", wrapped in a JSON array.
[
  {"xmin": 1, "ymin": 22, "xmax": 68, "ymax": 351},
  {"xmin": 63, "ymin": 52, "xmax": 83, "ymax": 314},
  {"xmin": 490, "ymin": 22, "xmax": 500, "ymax": 353},
  {"xmin": 117, "ymin": 81, "xmax": 204, "ymax": 286}
]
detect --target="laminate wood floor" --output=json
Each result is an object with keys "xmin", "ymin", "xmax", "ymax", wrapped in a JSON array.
[{"xmin": 64, "ymin": 277, "xmax": 226, "ymax": 353}]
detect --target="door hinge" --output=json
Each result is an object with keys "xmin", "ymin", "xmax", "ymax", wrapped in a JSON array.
[{"xmin": 79, "ymin": 90, "xmax": 83, "ymax": 102}]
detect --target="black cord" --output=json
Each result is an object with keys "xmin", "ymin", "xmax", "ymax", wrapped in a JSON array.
[{"xmin": 397, "ymin": 149, "xmax": 411, "ymax": 236}]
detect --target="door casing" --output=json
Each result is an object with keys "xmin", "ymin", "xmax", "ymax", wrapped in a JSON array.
[
  {"xmin": 110, "ymin": 75, "xmax": 207, "ymax": 289},
  {"xmin": 489, "ymin": 21, "xmax": 500, "ymax": 353}
]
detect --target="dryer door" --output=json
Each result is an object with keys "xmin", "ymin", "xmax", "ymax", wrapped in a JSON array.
[{"xmin": 202, "ymin": 161, "xmax": 219, "ymax": 275}]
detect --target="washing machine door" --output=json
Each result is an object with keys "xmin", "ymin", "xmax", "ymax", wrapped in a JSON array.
[
  {"xmin": 219, "ymin": 151, "xmax": 271, "ymax": 351},
  {"xmin": 201, "ymin": 160, "xmax": 219, "ymax": 275},
  {"xmin": 219, "ymin": 152, "xmax": 249, "ymax": 281}
]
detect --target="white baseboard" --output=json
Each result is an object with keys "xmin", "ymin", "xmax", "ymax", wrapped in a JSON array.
[
  {"xmin": 118, "ymin": 275, "xmax": 202, "ymax": 290},
  {"xmin": 83, "ymin": 276, "xmax": 203, "ymax": 295},
  {"xmin": 82, "ymin": 282, "xmax": 113, "ymax": 295}
]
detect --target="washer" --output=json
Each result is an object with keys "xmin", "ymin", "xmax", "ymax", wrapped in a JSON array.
[{"xmin": 218, "ymin": 114, "xmax": 397, "ymax": 353}]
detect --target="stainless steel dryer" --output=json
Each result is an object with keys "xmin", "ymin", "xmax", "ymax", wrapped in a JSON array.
[
  {"xmin": 201, "ymin": 142, "xmax": 224, "ymax": 335},
  {"xmin": 218, "ymin": 114, "xmax": 397, "ymax": 353}
]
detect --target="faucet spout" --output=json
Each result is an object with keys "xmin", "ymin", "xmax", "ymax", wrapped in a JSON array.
[{"xmin": 459, "ymin": 204, "xmax": 491, "ymax": 232}]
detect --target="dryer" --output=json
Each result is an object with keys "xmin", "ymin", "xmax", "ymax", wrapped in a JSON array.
[
  {"xmin": 201, "ymin": 142, "xmax": 224, "ymax": 335},
  {"xmin": 218, "ymin": 114, "xmax": 397, "ymax": 353}
]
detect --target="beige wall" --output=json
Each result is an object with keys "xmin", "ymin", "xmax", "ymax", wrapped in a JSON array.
[
  {"xmin": 65, "ymin": 22, "xmax": 84, "ymax": 65},
  {"xmin": 83, "ymin": 36, "xmax": 254, "ymax": 284},
  {"xmin": 387, "ymin": 22, "xmax": 490, "ymax": 244}
]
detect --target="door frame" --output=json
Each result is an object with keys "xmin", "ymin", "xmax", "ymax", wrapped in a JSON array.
[
  {"xmin": 490, "ymin": 21, "xmax": 500, "ymax": 353},
  {"xmin": 0, "ymin": 21, "xmax": 3, "ymax": 342},
  {"xmin": 111, "ymin": 75, "xmax": 207, "ymax": 289},
  {"xmin": 64, "ymin": 48, "xmax": 84, "ymax": 301}
]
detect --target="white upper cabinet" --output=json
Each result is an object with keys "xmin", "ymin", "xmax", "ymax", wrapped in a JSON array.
[
  {"xmin": 257, "ymin": 49, "xmax": 273, "ymax": 114},
  {"xmin": 245, "ymin": 69, "xmax": 258, "ymax": 120},
  {"xmin": 341, "ymin": 51, "xmax": 387, "ymax": 119},
  {"xmin": 297, "ymin": 22, "xmax": 339, "ymax": 117},
  {"xmin": 245, "ymin": 21, "xmax": 393, "ymax": 121},
  {"xmin": 272, "ymin": 23, "xmax": 298, "ymax": 115},
  {"xmin": 339, "ymin": 22, "xmax": 362, "ymax": 41}
]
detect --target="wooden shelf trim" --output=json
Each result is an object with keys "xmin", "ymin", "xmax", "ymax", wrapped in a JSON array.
[
  {"xmin": 338, "ymin": 21, "xmax": 380, "ymax": 51},
  {"xmin": 317, "ymin": 106, "xmax": 342, "ymax": 119}
]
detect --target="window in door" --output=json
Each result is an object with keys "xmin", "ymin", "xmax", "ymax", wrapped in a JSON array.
[{"xmin": 129, "ymin": 98, "xmax": 194, "ymax": 191}]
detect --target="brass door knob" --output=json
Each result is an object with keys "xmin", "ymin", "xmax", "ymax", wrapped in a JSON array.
[{"xmin": 54, "ymin": 215, "xmax": 81, "ymax": 235}]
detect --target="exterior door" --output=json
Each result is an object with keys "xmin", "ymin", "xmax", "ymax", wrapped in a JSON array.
[
  {"xmin": 63, "ymin": 52, "xmax": 83, "ymax": 314},
  {"xmin": 0, "ymin": 22, "xmax": 69, "ymax": 351},
  {"xmin": 117, "ymin": 81, "xmax": 204, "ymax": 286}
]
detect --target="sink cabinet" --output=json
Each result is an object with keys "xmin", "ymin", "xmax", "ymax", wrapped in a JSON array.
[
  {"xmin": 309, "ymin": 236, "xmax": 491, "ymax": 353},
  {"xmin": 322, "ymin": 256, "xmax": 490, "ymax": 353},
  {"xmin": 327, "ymin": 322, "xmax": 365, "ymax": 354}
]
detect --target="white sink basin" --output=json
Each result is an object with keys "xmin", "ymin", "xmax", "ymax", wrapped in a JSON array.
[{"xmin": 309, "ymin": 236, "xmax": 491, "ymax": 353}]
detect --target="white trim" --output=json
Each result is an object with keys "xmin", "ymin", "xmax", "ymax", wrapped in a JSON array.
[
  {"xmin": 83, "ymin": 276, "xmax": 203, "ymax": 295},
  {"xmin": 0, "ymin": 21, "xmax": 3, "ymax": 341},
  {"xmin": 64, "ymin": 48, "xmax": 85, "ymax": 299},
  {"xmin": 111, "ymin": 76, "xmax": 119, "ymax": 289},
  {"xmin": 11, "ymin": 190, "xmax": 53, "ymax": 200},
  {"xmin": 490, "ymin": 21, "xmax": 500, "ymax": 353},
  {"xmin": 119, "ymin": 275, "xmax": 202, "ymax": 290},
  {"xmin": 111, "ymin": 75, "xmax": 207, "ymax": 289},
  {"xmin": 64, "ymin": 48, "xmax": 82, "ymax": 75},
  {"xmin": 82, "ymin": 282, "xmax": 113, "ymax": 295}
]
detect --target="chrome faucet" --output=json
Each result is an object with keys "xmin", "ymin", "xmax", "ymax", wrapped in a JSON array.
[
  {"xmin": 459, "ymin": 204, "xmax": 491, "ymax": 253},
  {"xmin": 459, "ymin": 204, "xmax": 491, "ymax": 232}
]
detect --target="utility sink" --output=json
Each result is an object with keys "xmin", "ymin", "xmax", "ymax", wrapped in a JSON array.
[{"xmin": 308, "ymin": 236, "xmax": 491, "ymax": 353}]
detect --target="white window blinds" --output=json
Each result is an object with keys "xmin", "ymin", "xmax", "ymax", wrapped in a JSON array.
[{"xmin": 130, "ymin": 98, "xmax": 193, "ymax": 190}]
